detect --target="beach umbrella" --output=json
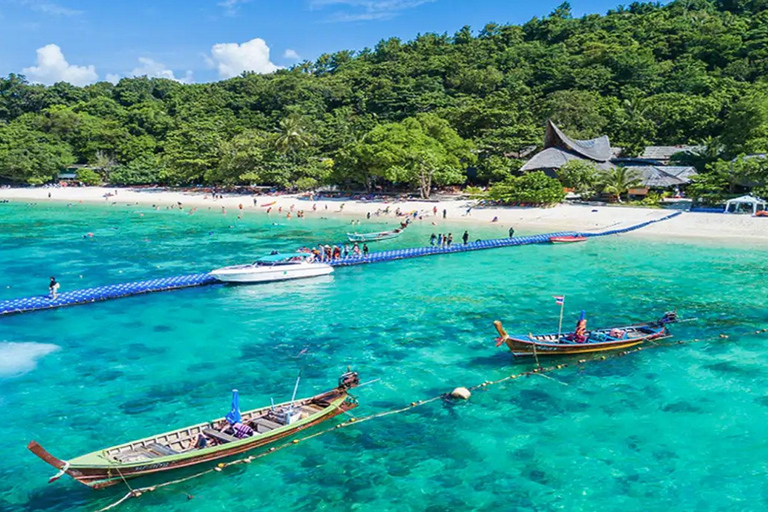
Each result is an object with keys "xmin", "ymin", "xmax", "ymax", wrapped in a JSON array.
[{"xmin": 225, "ymin": 389, "xmax": 242, "ymax": 424}]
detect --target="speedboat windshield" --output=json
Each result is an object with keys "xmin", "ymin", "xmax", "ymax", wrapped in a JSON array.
[{"xmin": 253, "ymin": 253, "xmax": 311, "ymax": 265}]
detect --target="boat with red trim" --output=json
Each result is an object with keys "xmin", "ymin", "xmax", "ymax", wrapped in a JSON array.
[{"xmin": 549, "ymin": 236, "xmax": 588, "ymax": 244}]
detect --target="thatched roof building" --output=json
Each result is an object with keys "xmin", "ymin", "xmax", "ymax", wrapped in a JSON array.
[{"xmin": 520, "ymin": 121, "xmax": 616, "ymax": 174}]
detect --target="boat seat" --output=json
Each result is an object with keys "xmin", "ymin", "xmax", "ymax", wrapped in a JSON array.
[
  {"xmin": 147, "ymin": 443, "xmax": 179, "ymax": 457},
  {"xmin": 203, "ymin": 428, "xmax": 240, "ymax": 444},
  {"xmin": 253, "ymin": 418, "xmax": 282, "ymax": 433}
]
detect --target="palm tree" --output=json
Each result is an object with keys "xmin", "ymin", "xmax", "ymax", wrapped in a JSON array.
[
  {"xmin": 93, "ymin": 151, "xmax": 116, "ymax": 182},
  {"xmin": 274, "ymin": 114, "xmax": 310, "ymax": 155},
  {"xmin": 600, "ymin": 167, "xmax": 642, "ymax": 203}
]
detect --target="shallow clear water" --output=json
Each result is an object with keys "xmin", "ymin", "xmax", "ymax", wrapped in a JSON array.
[{"xmin": 1, "ymin": 201, "xmax": 767, "ymax": 511}]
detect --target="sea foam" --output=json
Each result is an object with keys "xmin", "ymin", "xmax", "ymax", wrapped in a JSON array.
[{"xmin": 0, "ymin": 342, "xmax": 60, "ymax": 377}]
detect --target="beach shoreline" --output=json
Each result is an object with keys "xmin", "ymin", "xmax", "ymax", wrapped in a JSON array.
[{"xmin": 2, "ymin": 186, "xmax": 766, "ymax": 244}]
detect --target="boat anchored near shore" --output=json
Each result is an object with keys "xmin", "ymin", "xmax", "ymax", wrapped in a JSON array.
[
  {"xmin": 494, "ymin": 311, "xmax": 677, "ymax": 357},
  {"xmin": 209, "ymin": 253, "xmax": 333, "ymax": 283},
  {"xmin": 28, "ymin": 371, "xmax": 360, "ymax": 489}
]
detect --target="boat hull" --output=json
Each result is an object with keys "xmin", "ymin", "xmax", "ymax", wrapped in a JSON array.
[
  {"xmin": 494, "ymin": 318, "xmax": 672, "ymax": 357},
  {"xmin": 549, "ymin": 236, "xmax": 587, "ymax": 244},
  {"xmin": 346, "ymin": 231, "xmax": 401, "ymax": 242},
  {"xmin": 210, "ymin": 264, "xmax": 333, "ymax": 283},
  {"xmin": 503, "ymin": 337, "xmax": 655, "ymax": 357},
  {"xmin": 29, "ymin": 375, "xmax": 359, "ymax": 489}
]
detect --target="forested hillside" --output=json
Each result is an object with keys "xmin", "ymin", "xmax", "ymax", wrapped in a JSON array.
[{"xmin": 1, "ymin": 0, "xmax": 768, "ymax": 194}]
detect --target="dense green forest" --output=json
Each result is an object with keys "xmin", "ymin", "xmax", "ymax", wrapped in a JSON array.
[{"xmin": 1, "ymin": 0, "xmax": 768, "ymax": 200}]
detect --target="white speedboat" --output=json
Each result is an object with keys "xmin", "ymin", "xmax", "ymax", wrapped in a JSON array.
[{"xmin": 210, "ymin": 253, "xmax": 333, "ymax": 284}]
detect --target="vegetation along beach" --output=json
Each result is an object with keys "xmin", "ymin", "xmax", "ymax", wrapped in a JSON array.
[{"xmin": 1, "ymin": 0, "xmax": 768, "ymax": 511}]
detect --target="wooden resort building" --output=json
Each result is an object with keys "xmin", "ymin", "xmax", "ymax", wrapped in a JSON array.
[{"xmin": 520, "ymin": 121, "xmax": 698, "ymax": 194}]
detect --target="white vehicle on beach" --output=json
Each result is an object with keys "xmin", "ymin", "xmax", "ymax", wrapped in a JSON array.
[{"xmin": 209, "ymin": 253, "xmax": 333, "ymax": 284}]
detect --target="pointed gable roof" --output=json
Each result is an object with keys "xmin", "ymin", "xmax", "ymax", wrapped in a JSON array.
[{"xmin": 544, "ymin": 120, "xmax": 612, "ymax": 162}]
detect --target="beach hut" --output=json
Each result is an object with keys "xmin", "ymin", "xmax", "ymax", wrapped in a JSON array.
[{"xmin": 724, "ymin": 195, "xmax": 766, "ymax": 215}]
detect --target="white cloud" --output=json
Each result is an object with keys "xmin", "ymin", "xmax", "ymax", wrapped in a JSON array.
[
  {"xmin": 218, "ymin": 0, "xmax": 251, "ymax": 15},
  {"xmin": 129, "ymin": 57, "xmax": 193, "ymax": 83},
  {"xmin": 19, "ymin": 0, "xmax": 82, "ymax": 16},
  {"xmin": 310, "ymin": 0, "xmax": 434, "ymax": 22},
  {"xmin": 283, "ymin": 49, "xmax": 301, "ymax": 60},
  {"xmin": 207, "ymin": 38, "xmax": 281, "ymax": 79},
  {"xmin": 105, "ymin": 73, "xmax": 121, "ymax": 84},
  {"xmin": 22, "ymin": 44, "xmax": 98, "ymax": 86}
]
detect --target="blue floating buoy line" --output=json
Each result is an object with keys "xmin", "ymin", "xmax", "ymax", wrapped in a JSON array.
[{"xmin": 0, "ymin": 212, "xmax": 680, "ymax": 316}]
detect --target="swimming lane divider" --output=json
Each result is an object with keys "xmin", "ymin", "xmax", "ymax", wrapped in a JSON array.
[{"xmin": 0, "ymin": 211, "xmax": 681, "ymax": 316}]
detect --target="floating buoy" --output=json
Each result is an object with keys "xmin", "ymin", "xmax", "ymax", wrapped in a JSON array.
[
  {"xmin": 719, "ymin": 334, "xmax": 729, "ymax": 339},
  {"xmin": 450, "ymin": 387, "xmax": 471, "ymax": 400},
  {"xmin": 292, "ymin": 439, "xmax": 300, "ymax": 444}
]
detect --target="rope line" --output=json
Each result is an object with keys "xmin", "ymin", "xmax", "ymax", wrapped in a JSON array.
[{"xmin": 93, "ymin": 326, "xmax": 757, "ymax": 512}]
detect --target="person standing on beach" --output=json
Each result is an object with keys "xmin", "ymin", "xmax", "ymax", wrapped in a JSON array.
[
  {"xmin": 462, "ymin": 231, "xmax": 469, "ymax": 245},
  {"xmin": 509, "ymin": 227, "xmax": 515, "ymax": 238},
  {"xmin": 49, "ymin": 276, "xmax": 60, "ymax": 299},
  {"xmin": 430, "ymin": 233, "xmax": 437, "ymax": 246},
  {"xmin": 443, "ymin": 209, "xmax": 447, "ymax": 219},
  {"xmin": 433, "ymin": 206, "xmax": 438, "ymax": 216},
  {"xmin": 363, "ymin": 244, "xmax": 369, "ymax": 257}
]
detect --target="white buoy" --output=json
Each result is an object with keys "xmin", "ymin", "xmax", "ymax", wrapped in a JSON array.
[{"xmin": 450, "ymin": 387, "xmax": 471, "ymax": 400}]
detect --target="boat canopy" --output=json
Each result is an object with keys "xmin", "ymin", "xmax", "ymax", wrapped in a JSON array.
[{"xmin": 256, "ymin": 253, "xmax": 310, "ymax": 263}]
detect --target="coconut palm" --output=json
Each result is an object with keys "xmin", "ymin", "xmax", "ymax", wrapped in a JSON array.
[
  {"xmin": 274, "ymin": 114, "xmax": 310, "ymax": 155},
  {"xmin": 600, "ymin": 167, "xmax": 642, "ymax": 203}
]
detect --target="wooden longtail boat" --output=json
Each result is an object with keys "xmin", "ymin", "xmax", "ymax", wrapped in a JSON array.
[
  {"xmin": 346, "ymin": 229, "xmax": 402, "ymax": 243},
  {"xmin": 28, "ymin": 371, "xmax": 360, "ymax": 489},
  {"xmin": 494, "ymin": 312, "xmax": 677, "ymax": 357},
  {"xmin": 549, "ymin": 236, "xmax": 587, "ymax": 244}
]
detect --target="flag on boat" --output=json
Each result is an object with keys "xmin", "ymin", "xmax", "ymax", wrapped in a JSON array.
[
  {"xmin": 554, "ymin": 296, "xmax": 565, "ymax": 306},
  {"xmin": 225, "ymin": 389, "xmax": 242, "ymax": 425}
]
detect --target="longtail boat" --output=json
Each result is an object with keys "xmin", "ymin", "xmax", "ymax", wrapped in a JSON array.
[
  {"xmin": 28, "ymin": 370, "xmax": 360, "ymax": 489},
  {"xmin": 347, "ymin": 229, "xmax": 402, "ymax": 243},
  {"xmin": 494, "ymin": 312, "xmax": 677, "ymax": 357},
  {"xmin": 549, "ymin": 236, "xmax": 587, "ymax": 244}
]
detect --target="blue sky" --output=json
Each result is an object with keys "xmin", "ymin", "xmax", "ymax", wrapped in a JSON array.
[{"xmin": 0, "ymin": 0, "xmax": 624, "ymax": 85}]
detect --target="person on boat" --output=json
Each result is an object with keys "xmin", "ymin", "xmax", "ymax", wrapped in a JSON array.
[
  {"xmin": 437, "ymin": 234, "xmax": 443, "ymax": 246},
  {"xmin": 430, "ymin": 233, "xmax": 437, "ymax": 246},
  {"xmin": 446, "ymin": 233, "xmax": 453, "ymax": 246},
  {"xmin": 574, "ymin": 311, "xmax": 588, "ymax": 343},
  {"xmin": 186, "ymin": 432, "xmax": 216, "ymax": 451},
  {"xmin": 332, "ymin": 246, "xmax": 341, "ymax": 260},
  {"xmin": 343, "ymin": 244, "xmax": 350, "ymax": 257},
  {"xmin": 462, "ymin": 231, "xmax": 469, "ymax": 245},
  {"xmin": 49, "ymin": 276, "xmax": 60, "ymax": 299},
  {"xmin": 353, "ymin": 243, "xmax": 361, "ymax": 256},
  {"xmin": 363, "ymin": 243, "xmax": 369, "ymax": 257}
]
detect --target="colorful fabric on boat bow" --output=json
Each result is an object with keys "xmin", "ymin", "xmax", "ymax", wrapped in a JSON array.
[{"xmin": 574, "ymin": 311, "xmax": 587, "ymax": 343}]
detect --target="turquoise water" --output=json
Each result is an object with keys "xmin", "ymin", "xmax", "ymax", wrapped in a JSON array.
[{"xmin": 1, "ymin": 201, "xmax": 767, "ymax": 511}]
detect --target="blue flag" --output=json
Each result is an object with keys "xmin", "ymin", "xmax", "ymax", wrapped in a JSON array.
[{"xmin": 225, "ymin": 389, "xmax": 241, "ymax": 425}]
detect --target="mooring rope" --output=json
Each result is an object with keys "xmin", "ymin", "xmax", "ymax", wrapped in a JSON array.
[{"xmin": 95, "ymin": 328, "xmax": 762, "ymax": 512}]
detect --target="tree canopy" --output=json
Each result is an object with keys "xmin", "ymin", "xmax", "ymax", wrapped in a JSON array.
[{"xmin": 2, "ymin": 0, "xmax": 768, "ymax": 194}]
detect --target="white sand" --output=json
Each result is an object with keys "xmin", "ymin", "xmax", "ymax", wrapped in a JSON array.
[{"xmin": 2, "ymin": 186, "xmax": 766, "ymax": 244}]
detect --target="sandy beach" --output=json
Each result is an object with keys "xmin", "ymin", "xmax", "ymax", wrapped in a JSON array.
[{"xmin": 2, "ymin": 186, "xmax": 766, "ymax": 243}]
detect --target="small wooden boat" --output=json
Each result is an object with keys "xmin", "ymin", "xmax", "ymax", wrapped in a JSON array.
[
  {"xmin": 549, "ymin": 236, "xmax": 587, "ymax": 244},
  {"xmin": 28, "ymin": 371, "xmax": 360, "ymax": 489},
  {"xmin": 494, "ymin": 312, "xmax": 677, "ymax": 357},
  {"xmin": 347, "ymin": 229, "xmax": 402, "ymax": 243}
]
